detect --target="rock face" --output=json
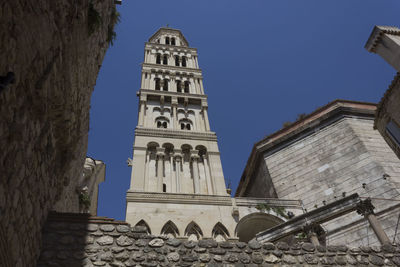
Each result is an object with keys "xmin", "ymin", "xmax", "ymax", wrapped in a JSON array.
[
  {"xmin": 0, "ymin": 0, "xmax": 116, "ymax": 266},
  {"xmin": 38, "ymin": 213, "xmax": 400, "ymax": 266}
]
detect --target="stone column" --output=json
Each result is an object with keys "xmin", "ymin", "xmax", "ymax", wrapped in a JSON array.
[
  {"xmin": 189, "ymin": 77, "xmax": 195, "ymax": 94},
  {"xmin": 202, "ymin": 101, "xmax": 210, "ymax": 131},
  {"xmin": 174, "ymin": 151, "xmax": 182, "ymax": 193},
  {"xmin": 144, "ymin": 150, "xmax": 151, "ymax": 191},
  {"xmin": 199, "ymin": 79, "xmax": 205, "ymax": 94},
  {"xmin": 138, "ymin": 94, "xmax": 147, "ymax": 126},
  {"xmin": 191, "ymin": 154, "xmax": 200, "ymax": 194},
  {"xmin": 356, "ymin": 198, "xmax": 390, "ymax": 245},
  {"xmin": 156, "ymin": 149, "xmax": 165, "ymax": 192},
  {"xmin": 172, "ymin": 98, "xmax": 178, "ymax": 130},
  {"xmin": 202, "ymin": 154, "xmax": 214, "ymax": 195},
  {"xmin": 141, "ymin": 72, "xmax": 145, "ymax": 88}
]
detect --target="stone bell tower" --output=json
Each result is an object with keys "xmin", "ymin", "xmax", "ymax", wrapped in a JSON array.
[{"xmin": 125, "ymin": 27, "xmax": 231, "ymax": 240}]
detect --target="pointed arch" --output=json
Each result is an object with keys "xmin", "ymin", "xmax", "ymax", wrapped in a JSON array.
[
  {"xmin": 184, "ymin": 221, "xmax": 203, "ymax": 241},
  {"xmin": 135, "ymin": 220, "xmax": 151, "ymax": 234},
  {"xmin": 161, "ymin": 221, "xmax": 180, "ymax": 238},
  {"xmin": 212, "ymin": 222, "xmax": 230, "ymax": 242}
]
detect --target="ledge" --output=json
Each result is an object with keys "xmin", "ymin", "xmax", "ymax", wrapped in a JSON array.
[
  {"xmin": 142, "ymin": 63, "xmax": 202, "ymax": 74},
  {"xmin": 135, "ymin": 127, "xmax": 218, "ymax": 141},
  {"xmin": 139, "ymin": 89, "xmax": 207, "ymax": 101}
]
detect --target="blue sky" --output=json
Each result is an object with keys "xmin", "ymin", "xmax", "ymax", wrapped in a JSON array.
[{"xmin": 88, "ymin": 0, "xmax": 400, "ymax": 221}]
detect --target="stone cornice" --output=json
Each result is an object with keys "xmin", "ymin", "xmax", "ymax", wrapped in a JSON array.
[
  {"xmin": 142, "ymin": 63, "xmax": 202, "ymax": 74},
  {"xmin": 145, "ymin": 43, "xmax": 197, "ymax": 54},
  {"xmin": 139, "ymin": 89, "xmax": 208, "ymax": 101},
  {"xmin": 126, "ymin": 191, "xmax": 232, "ymax": 205},
  {"xmin": 365, "ymin": 25, "xmax": 400, "ymax": 53},
  {"xmin": 135, "ymin": 127, "xmax": 218, "ymax": 142},
  {"xmin": 234, "ymin": 197, "xmax": 303, "ymax": 209}
]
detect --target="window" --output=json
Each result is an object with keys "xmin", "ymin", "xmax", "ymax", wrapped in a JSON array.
[
  {"xmin": 176, "ymin": 80, "xmax": 182, "ymax": 93},
  {"xmin": 184, "ymin": 81, "xmax": 190, "ymax": 93},
  {"xmin": 179, "ymin": 119, "xmax": 193, "ymax": 131},
  {"xmin": 156, "ymin": 54, "xmax": 161, "ymax": 64},
  {"xmin": 387, "ymin": 120, "xmax": 400, "ymax": 147},
  {"xmin": 171, "ymin": 38, "xmax": 176, "ymax": 46},
  {"xmin": 181, "ymin": 123, "xmax": 185, "ymax": 130},
  {"xmin": 155, "ymin": 78, "xmax": 161, "ymax": 90},
  {"xmin": 165, "ymin": 37, "xmax": 170, "ymax": 45},
  {"xmin": 186, "ymin": 124, "xmax": 191, "ymax": 130},
  {"xmin": 162, "ymin": 122, "xmax": 167, "ymax": 128},
  {"xmin": 163, "ymin": 183, "xmax": 167, "ymax": 192},
  {"xmin": 163, "ymin": 79, "xmax": 168, "ymax": 91},
  {"xmin": 156, "ymin": 116, "xmax": 169, "ymax": 129},
  {"xmin": 175, "ymin": 56, "xmax": 179, "ymax": 66},
  {"xmin": 182, "ymin": 56, "xmax": 187, "ymax": 67},
  {"xmin": 163, "ymin": 55, "xmax": 168, "ymax": 65},
  {"xmin": 157, "ymin": 121, "xmax": 161, "ymax": 128}
]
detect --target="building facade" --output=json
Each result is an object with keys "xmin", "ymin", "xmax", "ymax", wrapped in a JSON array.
[
  {"xmin": 236, "ymin": 100, "xmax": 400, "ymax": 246},
  {"xmin": 125, "ymin": 28, "xmax": 301, "ymax": 242}
]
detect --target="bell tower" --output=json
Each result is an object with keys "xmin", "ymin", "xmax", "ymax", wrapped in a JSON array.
[{"xmin": 126, "ymin": 27, "xmax": 230, "ymax": 239}]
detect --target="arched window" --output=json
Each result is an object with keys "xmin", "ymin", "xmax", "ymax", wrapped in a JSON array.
[
  {"xmin": 135, "ymin": 220, "xmax": 151, "ymax": 234},
  {"xmin": 161, "ymin": 221, "xmax": 179, "ymax": 238},
  {"xmin": 181, "ymin": 123, "xmax": 185, "ymax": 130},
  {"xmin": 171, "ymin": 38, "xmax": 176, "ymax": 46},
  {"xmin": 163, "ymin": 79, "xmax": 169, "ymax": 91},
  {"xmin": 176, "ymin": 80, "xmax": 182, "ymax": 93},
  {"xmin": 165, "ymin": 37, "xmax": 170, "ymax": 45},
  {"xmin": 163, "ymin": 55, "xmax": 168, "ymax": 65},
  {"xmin": 179, "ymin": 118, "xmax": 193, "ymax": 131},
  {"xmin": 157, "ymin": 121, "xmax": 161, "ymax": 128},
  {"xmin": 175, "ymin": 56, "xmax": 180, "ymax": 66},
  {"xmin": 212, "ymin": 223, "xmax": 230, "ymax": 242},
  {"xmin": 182, "ymin": 56, "xmax": 187, "ymax": 67},
  {"xmin": 184, "ymin": 81, "xmax": 190, "ymax": 93},
  {"xmin": 155, "ymin": 78, "xmax": 161, "ymax": 90},
  {"xmin": 163, "ymin": 183, "xmax": 167, "ymax": 192},
  {"xmin": 162, "ymin": 122, "xmax": 167, "ymax": 128},
  {"xmin": 156, "ymin": 116, "xmax": 169, "ymax": 129},
  {"xmin": 185, "ymin": 222, "xmax": 203, "ymax": 241},
  {"xmin": 156, "ymin": 54, "xmax": 161, "ymax": 64},
  {"xmin": 186, "ymin": 124, "xmax": 191, "ymax": 130}
]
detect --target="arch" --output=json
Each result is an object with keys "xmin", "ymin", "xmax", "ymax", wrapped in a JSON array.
[
  {"xmin": 182, "ymin": 56, "xmax": 187, "ymax": 67},
  {"xmin": 184, "ymin": 221, "xmax": 203, "ymax": 241},
  {"xmin": 156, "ymin": 54, "xmax": 161, "ymax": 64},
  {"xmin": 155, "ymin": 116, "xmax": 169, "ymax": 128},
  {"xmin": 155, "ymin": 78, "xmax": 161, "ymax": 90},
  {"xmin": 212, "ymin": 222, "xmax": 230, "ymax": 242},
  {"xmin": 162, "ymin": 143, "xmax": 174, "ymax": 154},
  {"xmin": 135, "ymin": 220, "xmax": 151, "ymax": 234},
  {"xmin": 147, "ymin": 142, "xmax": 160, "ymax": 149},
  {"xmin": 184, "ymin": 81, "xmax": 190, "ymax": 93},
  {"xmin": 176, "ymin": 80, "xmax": 182, "ymax": 92},
  {"xmin": 161, "ymin": 220, "xmax": 180, "ymax": 238},
  {"xmin": 163, "ymin": 79, "xmax": 169, "ymax": 91},
  {"xmin": 175, "ymin": 55, "xmax": 180, "ymax": 66},
  {"xmin": 195, "ymin": 145, "xmax": 207, "ymax": 156},
  {"xmin": 165, "ymin": 36, "xmax": 170, "ymax": 45},
  {"xmin": 235, "ymin": 212, "xmax": 284, "ymax": 242}
]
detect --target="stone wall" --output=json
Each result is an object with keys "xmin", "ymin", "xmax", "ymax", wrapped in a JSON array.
[
  {"xmin": 375, "ymin": 73, "xmax": 400, "ymax": 159},
  {"xmin": 38, "ymin": 212, "xmax": 400, "ymax": 266},
  {"xmin": 0, "ymin": 0, "xmax": 116, "ymax": 265}
]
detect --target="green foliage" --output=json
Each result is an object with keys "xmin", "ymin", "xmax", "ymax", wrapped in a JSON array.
[
  {"xmin": 255, "ymin": 203, "xmax": 271, "ymax": 212},
  {"xmin": 88, "ymin": 2, "xmax": 103, "ymax": 36},
  {"xmin": 79, "ymin": 191, "xmax": 91, "ymax": 209},
  {"xmin": 255, "ymin": 204, "xmax": 289, "ymax": 219},
  {"xmin": 295, "ymin": 232, "xmax": 308, "ymax": 239},
  {"xmin": 107, "ymin": 6, "xmax": 121, "ymax": 46}
]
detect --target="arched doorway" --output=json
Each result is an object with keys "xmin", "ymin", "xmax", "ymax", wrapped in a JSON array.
[{"xmin": 235, "ymin": 212, "xmax": 284, "ymax": 242}]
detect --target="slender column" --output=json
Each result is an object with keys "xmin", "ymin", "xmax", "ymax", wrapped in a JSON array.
[
  {"xmin": 169, "ymin": 152, "xmax": 174, "ymax": 192},
  {"xmin": 199, "ymin": 79, "xmax": 205, "ymax": 94},
  {"xmin": 202, "ymin": 105, "xmax": 210, "ymax": 131},
  {"xmin": 174, "ymin": 152, "xmax": 182, "ymax": 193},
  {"xmin": 149, "ymin": 73, "xmax": 155, "ymax": 89},
  {"xmin": 189, "ymin": 77, "xmax": 196, "ymax": 94},
  {"xmin": 156, "ymin": 149, "xmax": 165, "ymax": 192},
  {"xmin": 203, "ymin": 154, "xmax": 213, "ymax": 194},
  {"xmin": 191, "ymin": 153, "xmax": 200, "ymax": 194},
  {"xmin": 138, "ymin": 94, "xmax": 147, "ymax": 126},
  {"xmin": 172, "ymin": 98, "xmax": 178, "ymax": 130},
  {"xmin": 144, "ymin": 50, "xmax": 148, "ymax": 63},
  {"xmin": 144, "ymin": 151, "xmax": 151, "ymax": 191},
  {"xmin": 356, "ymin": 198, "xmax": 390, "ymax": 245}
]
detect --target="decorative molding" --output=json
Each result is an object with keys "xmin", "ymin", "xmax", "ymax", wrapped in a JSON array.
[
  {"xmin": 142, "ymin": 63, "xmax": 202, "ymax": 74},
  {"xmin": 139, "ymin": 89, "xmax": 207, "ymax": 101},
  {"xmin": 365, "ymin": 26, "xmax": 400, "ymax": 53},
  {"xmin": 135, "ymin": 127, "xmax": 218, "ymax": 141},
  {"xmin": 234, "ymin": 197, "xmax": 303, "ymax": 209},
  {"xmin": 126, "ymin": 191, "xmax": 232, "ymax": 205}
]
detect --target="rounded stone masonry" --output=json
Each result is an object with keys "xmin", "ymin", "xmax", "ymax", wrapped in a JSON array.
[{"xmin": 37, "ymin": 215, "xmax": 400, "ymax": 266}]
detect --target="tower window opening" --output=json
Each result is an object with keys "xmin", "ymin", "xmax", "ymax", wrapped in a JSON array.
[
  {"xmin": 163, "ymin": 55, "xmax": 168, "ymax": 65},
  {"xmin": 165, "ymin": 37, "xmax": 170, "ymax": 45},
  {"xmin": 176, "ymin": 80, "xmax": 182, "ymax": 93},
  {"xmin": 171, "ymin": 37, "xmax": 176, "ymax": 45},
  {"xmin": 175, "ymin": 56, "xmax": 180, "ymax": 66},
  {"xmin": 182, "ymin": 56, "xmax": 187, "ymax": 67},
  {"xmin": 186, "ymin": 124, "xmax": 191, "ymax": 130},
  {"xmin": 156, "ymin": 54, "xmax": 161, "ymax": 64},
  {"xmin": 162, "ymin": 122, "xmax": 167, "ymax": 128},
  {"xmin": 163, "ymin": 79, "xmax": 169, "ymax": 91},
  {"xmin": 163, "ymin": 183, "xmax": 167, "ymax": 192},
  {"xmin": 181, "ymin": 123, "xmax": 185, "ymax": 130},
  {"xmin": 157, "ymin": 121, "xmax": 162, "ymax": 128},
  {"xmin": 155, "ymin": 78, "xmax": 161, "ymax": 90},
  {"xmin": 184, "ymin": 81, "xmax": 190, "ymax": 93}
]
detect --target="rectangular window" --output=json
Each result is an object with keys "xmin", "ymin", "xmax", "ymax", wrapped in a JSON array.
[{"xmin": 386, "ymin": 120, "xmax": 400, "ymax": 147}]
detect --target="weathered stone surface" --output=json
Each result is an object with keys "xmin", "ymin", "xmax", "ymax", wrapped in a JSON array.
[
  {"xmin": 100, "ymin": 225, "xmax": 115, "ymax": 232},
  {"xmin": 184, "ymin": 241, "xmax": 196, "ymax": 249},
  {"xmin": 116, "ymin": 225, "xmax": 130, "ymax": 233},
  {"xmin": 276, "ymin": 242, "xmax": 289, "ymax": 251},
  {"xmin": 370, "ymin": 254, "xmax": 385, "ymax": 266},
  {"xmin": 239, "ymin": 252, "xmax": 251, "ymax": 264},
  {"xmin": 392, "ymin": 256, "xmax": 400, "ymax": 266},
  {"xmin": 116, "ymin": 236, "xmax": 133, "ymax": 247},
  {"xmin": 148, "ymin": 238, "xmax": 164, "ymax": 248},
  {"xmin": 302, "ymin": 242, "xmax": 315, "ymax": 252},
  {"xmin": 167, "ymin": 252, "xmax": 180, "ymax": 262},
  {"xmin": 198, "ymin": 239, "xmax": 217, "ymax": 248},
  {"xmin": 210, "ymin": 248, "xmax": 226, "ymax": 255},
  {"xmin": 198, "ymin": 253, "xmax": 211, "ymax": 263},
  {"xmin": 303, "ymin": 254, "xmax": 318, "ymax": 264},
  {"xmin": 219, "ymin": 241, "xmax": 234, "ymax": 248},
  {"xmin": 252, "ymin": 252, "xmax": 263, "ymax": 264},
  {"xmin": 248, "ymin": 239, "xmax": 262, "ymax": 250},
  {"xmin": 132, "ymin": 251, "xmax": 145, "ymax": 262},
  {"xmin": 132, "ymin": 226, "xmax": 147, "ymax": 233},
  {"xmin": 97, "ymin": 236, "xmax": 114, "ymax": 246},
  {"xmin": 264, "ymin": 253, "xmax": 280, "ymax": 263},
  {"xmin": 166, "ymin": 239, "xmax": 181, "ymax": 247},
  {"xmin": 236, "ymin": 242, "xmax": 247, "ymax": 249},
  {"xmin": 263, "ymin": 242, "xmax": 276, "ymax": 250},
  {"xmin": 282, "ymin": 254, "xmax": 296, "ymax": 264}
]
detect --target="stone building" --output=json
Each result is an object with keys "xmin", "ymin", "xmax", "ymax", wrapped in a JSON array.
[
  {"xmin": 366, "ymin": 26, "xmax": 400, "ymax": 159},
  {"xmin": 125, "ymin": 27, "xmax": 303, "ymax": 242},
  {"xmin": 236, "ymin": 100, "xmax": 400, "ymax": 246}
]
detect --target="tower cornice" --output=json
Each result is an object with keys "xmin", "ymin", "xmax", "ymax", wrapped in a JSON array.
[
  {"xmin": 142, "ymin": 63, "xmax": 202, "ymax": 74},
  {"xmin": 135, "ymin": 127, "xmax": 217, "ymax": 142},
  {"xmin": 145, "ymin": 43, "xmax": 198, "ymax": 54},
  {"xmin": 138, "ymin": 89, "xmax": 208, "ymax": 101}
]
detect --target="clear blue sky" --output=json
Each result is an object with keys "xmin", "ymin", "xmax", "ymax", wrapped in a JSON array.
[{"xmin": 88, "ymin": 0, "xmax": 400, "ymax": 221}]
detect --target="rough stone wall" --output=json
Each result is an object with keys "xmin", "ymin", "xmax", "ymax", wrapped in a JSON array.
[
  {"xmin": 38, "ymin": 212, "xmax": 400, "ymax": 266},
  {"xmin": 247, "ymin": 117, "xmax": 400, "ymax": 246},
  {"xmin": 375, "ymin": 73, "xmax": 400, "ymax": 159},
  {"xmin": 0, "ymin": 0, "xmax": 115, "ymax": 265}
]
